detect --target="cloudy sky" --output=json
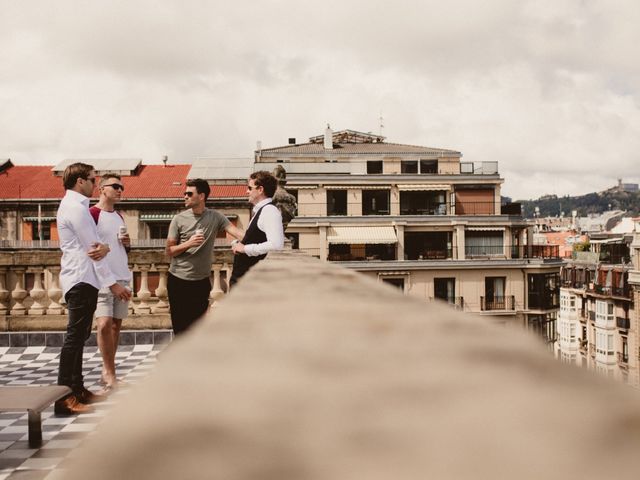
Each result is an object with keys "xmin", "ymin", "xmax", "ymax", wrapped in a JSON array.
[{"xmin": 1, "ymin": 0, "xmax": 639, "ymax": 200}]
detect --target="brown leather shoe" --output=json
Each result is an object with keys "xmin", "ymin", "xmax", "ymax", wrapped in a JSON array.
[
  {"xmin": 76, "ymin": 387, "xmax": 107, "ymax": 404},
  {"xmin": 54, "ymin": 395, "xmax": 94, "ymax": 415}
]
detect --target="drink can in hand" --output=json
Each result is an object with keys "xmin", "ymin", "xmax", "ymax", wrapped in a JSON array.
[
  {"xmin": 118, "ymin": 225, "xmax": 128, "ymax": 240},
  {"xmin": 195, "ymin": 228, "xmax": 204, "ymax": 236}
]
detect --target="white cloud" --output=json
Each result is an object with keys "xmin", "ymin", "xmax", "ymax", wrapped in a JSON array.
[{"xmin": 1, "ymin": 0, "xmax": 639, "ymax": 199}]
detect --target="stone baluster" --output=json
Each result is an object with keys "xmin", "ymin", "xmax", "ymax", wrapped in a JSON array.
[
  {"xmin": 27, "ymin": 267, "xmax": 47, "ymax": 315},
  {"xmin": 153, "ymin": 265, "xmax": 170, "ymax": 313},
  {"xmin": 10, "ymin": 268, "xmax": 28, "ymax": 315},
  {"xmin": 211, "ymin": 265, "xmax": 224, "ymax": 302},
  {"xmin": 128, "ymin": 264, "xmax": 136, "ymax": 315},
  {"xmin": 136, "ymin": 265, "xmax": 152, "ymax": 314},
  {"xmin": 224, "ymin": 263, "xmax": 232, "ymax": 293},
  {"xmin": 46, "ymin": 266, "xmax": 64, "ymax": 314},
  {"xmin": 0, "ymin": 268, "xmax": 9, "ymax": 315}
]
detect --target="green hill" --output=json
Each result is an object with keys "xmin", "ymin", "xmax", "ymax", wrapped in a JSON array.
[{"xmin": 516, "ymin": 188, "xmax": 640, "ymax": 218}]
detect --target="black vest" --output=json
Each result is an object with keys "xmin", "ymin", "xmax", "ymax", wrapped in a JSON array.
[{"xmin": 231, "ymin": 204, "xmax": 269, "ymax": 283}]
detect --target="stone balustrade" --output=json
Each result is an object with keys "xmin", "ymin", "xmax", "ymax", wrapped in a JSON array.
[{"xmin": 0, "ymin": 247, "xmax": 234, "ymax": 331}]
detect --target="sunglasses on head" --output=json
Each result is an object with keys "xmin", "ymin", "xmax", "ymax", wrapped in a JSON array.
[{"xmin": 104, "ymin": 184, "xmax": 124, "ymax": 191}]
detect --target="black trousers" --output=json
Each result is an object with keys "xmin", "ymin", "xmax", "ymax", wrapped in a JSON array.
[
  {"xmin": 167, "ymin": 273, "xmax": 211, "ymax": 335},
  {"xmin": 58, "ymin": 283, "xmax": 98, "ymax": 393}
]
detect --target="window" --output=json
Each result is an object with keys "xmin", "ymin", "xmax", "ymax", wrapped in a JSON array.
[
  {"xmin": 527, "ymin": 273, "xmax": 560, "ymax": 310},
  {"xmin": 401, "ymin": 161, "xmax": 418, "ymax": 174},
  {"xmin": 326, "ymin": 190, "xmax": 347, "ymax": 216},
  {"xmin": 404, "ymin": 232, "xmax": 452, "ymax": 260},
  {"xmin": 149, "ymin": 223, "xmax": 170, "ymax": 239},
  {"xmin": 30, "ymin": 222, "xmax": 51, "ymax": 240},
  {"xmin": 382, "ymin": 278, "xmax": 405, "ymax": 290},
  {"xmin": 465, "ymin": 231, "xmax": 503, "ymax": 256},
  {"xmin": 362, "ymin": 190, "xmax": 390, "ymax": 215},
  {"xmin": 399, "ymin": 191, "xmax": 446, "ymax": 215},
  {"xmin": 367, "ymin": 161, "xmax": 383, "ymax": 174},
  {"xmin": 434, "ymin": 278, "xmax": 455, "ymax": 303},
  {"xmin": 484, "ymin": 277, "xmax": 508, "ymax": 310},
  {"xmin": 420, "ymin": 160, "xmax": 438, "ymax": 174}
]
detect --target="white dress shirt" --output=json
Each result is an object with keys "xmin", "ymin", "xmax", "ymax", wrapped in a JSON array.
[
  {"xmin": 244, "ymin": 198, "xmax": 285, "ymax": 257},
  {"xmin": 57, "ymin": 190, "xmax": 117, "ymax": 296}
]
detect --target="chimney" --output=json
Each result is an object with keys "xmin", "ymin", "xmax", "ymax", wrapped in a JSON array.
[
  {"xmin": 162, "ymin": 155, "xmax": 168, "ymax": 167},
  {"xmin": 288, "ymin": 138, "xmax": 296, "ymax": 145},
  {"xmin": 324, "ymin": 124, "xmax": 333, "ymax": 150}
]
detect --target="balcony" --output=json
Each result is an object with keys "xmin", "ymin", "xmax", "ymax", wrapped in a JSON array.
[
  {"xmin": 616, "ymin": 317, "xmax": 631, "ymax": 330},
  {"xmin": 511, "ymin": 245, "xmax": 560, "ymax": 259},
  {"xmin": 617, "ymin": 352, "xmax": 629, "ymax": 365},
  {"xmin": 480, "ymin": 295, "xmax": 515, "ymax": 311},
  {"xmin": 459, "ymin": 161, "xmax": 499, "ymax": 174}
]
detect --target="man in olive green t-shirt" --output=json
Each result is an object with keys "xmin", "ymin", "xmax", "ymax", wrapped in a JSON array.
[{"xmin": 165, "ymin": 178, "xmax": 244, "ymax": 334}]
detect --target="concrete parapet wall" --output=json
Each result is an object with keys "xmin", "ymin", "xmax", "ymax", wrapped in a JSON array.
[{"xmin": 63, "ymin": 251, "xmax": 640, "ymax": 479}]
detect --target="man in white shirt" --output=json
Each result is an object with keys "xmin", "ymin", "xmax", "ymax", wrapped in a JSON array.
[
  {"xmin": 90, "ymin": 173, "xmax": 132, "ymax": 390},
  {"xmin": 230, "ymin": 171, "xmax": 285, "ymax": 285},
  {"xmin": 55, "ymin": 163, "xmax": 131, "ymax": 415}
]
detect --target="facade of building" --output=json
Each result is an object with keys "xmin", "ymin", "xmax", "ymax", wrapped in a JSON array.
[
  {"xmin": 255, "ymin": 127, "xmax": 563, "ymax": 342},
  {"xmin": 557, "ymin": 223, "xmax": 640, "ymax": 386}
]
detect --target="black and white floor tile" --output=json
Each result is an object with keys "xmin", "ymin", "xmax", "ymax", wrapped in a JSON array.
[{"xmin": 0, "ymin": 344, "xmax": 165, "ymax": 479}]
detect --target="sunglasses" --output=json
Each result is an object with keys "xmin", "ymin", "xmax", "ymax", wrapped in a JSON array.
[
  {"xmin": 184, "ymin": 191, "xmax": 194, "ymax": 197},
  {"xmin": 104, "ymin": 184, "xmax": 124, "ymax": 191},
  {"xmin": 85, "ymin": 177, "xmax": 96, "ymax": 184},
  {"xmin": 247, "ymin": 184, "xmax": 261, "ymax": 191}
]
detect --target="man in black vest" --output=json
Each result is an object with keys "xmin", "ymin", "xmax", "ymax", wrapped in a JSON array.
[{"xmin": 230, "ymin": 171, "xmax": 285, "ymax": 285}]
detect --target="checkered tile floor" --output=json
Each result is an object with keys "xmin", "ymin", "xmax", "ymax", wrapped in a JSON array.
[{"xmin": 0, "ymin": 344, "xmax": 165, "ymax": 479}]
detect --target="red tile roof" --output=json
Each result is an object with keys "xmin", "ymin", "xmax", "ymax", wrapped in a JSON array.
[
  {"xmin": 0, "ymin": 164, "xmax": 246, "ymax": 200},
  {"xmin": 0, "ymin": 166, "xmax": 65, "ymax": 199}
]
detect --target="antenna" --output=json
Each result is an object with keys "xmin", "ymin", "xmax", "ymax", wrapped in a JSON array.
[{"xmin": 378, "ymin": 112, "xmax": 384, "ymax": 137}]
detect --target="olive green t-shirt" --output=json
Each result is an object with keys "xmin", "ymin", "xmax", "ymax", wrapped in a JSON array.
[{"xmin": 168, "ymin": 208, "xmax": 230, "ymax": 280}]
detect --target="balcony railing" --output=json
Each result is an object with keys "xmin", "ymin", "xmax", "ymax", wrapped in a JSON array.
[
  {"xmin": 511, "ymin": 245, "xmax": 560, "ymax": 259},
  {"xmin": 616, "ymin": 317, "xmax": 631, "ymax": 329},
  {"xmin": 588, "ymin": 284, "xmax": 631, "ymax": 299},
  {"xmin": 480, "ymin": 295, "xmax": 515, "ymax": 311},
  {"xmin": 459, "ymin": 161, "xmax": 499, "ymax": 175},
  {"xmin": 430, "ymin": 296, "xmax": 464, "ymax": 310},
  {"xmin": 400, "ymin": 202, "xmax": 447, "ymax": 216},
  {"xmin": 617, "ymin": 352, "xmax": 629, "ymax": 364},
  {"xmin": 453, "ymin": 202, "xmax": 497, "ymax": 215}
]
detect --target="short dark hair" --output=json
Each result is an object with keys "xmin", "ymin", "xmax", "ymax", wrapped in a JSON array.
[
  {"xmin": 186, "ymin": 178, "xmax": 210, "ymax": 200},
  {"xmin": 63, "ymin": 163, "xmax": 94, "ymax": 190},
  {"xmin": 99, "ymin": 173, "xmax": 121, "ymax": 187},
  {"xmin": 250, "ymin": 171, "xmax": 277, "ymax": 198}
]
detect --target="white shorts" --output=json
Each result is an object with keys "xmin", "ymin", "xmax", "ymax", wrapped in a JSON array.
[{"xmin": 95, "ymin": 280, "xmax": 130, "ymax": 319}]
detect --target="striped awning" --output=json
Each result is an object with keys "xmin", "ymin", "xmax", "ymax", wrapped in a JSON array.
[
  {"xmin": 327, "ymin": 226, "xmax": 397, "ymax": 244},
  {"xmin": 397, "ymin": 184, "xmax": 451, "ymax": 191},
  {"xmin": 324, "ymin": 185, "xmax": 390, "ymax": 190},
  {"xmin": 466, "ymin": 226, "xmax": 505, "ymax": 232},
  {"xmin": 139, "ymin": 214, "xmax": 174, "ymax": 222},
  {"xmin": 140, "ymin": 213, "xmax": 238, "ymax": 222},
  {"xmin": 22, "ymin": 216, "xmax": 57, "ymax": 222}
]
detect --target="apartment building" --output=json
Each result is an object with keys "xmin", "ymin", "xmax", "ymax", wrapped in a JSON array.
[
  {"xmin": 557, "ymin": 224, "xmax": 640, "ymax": 386},
  {"xmin": 255, "ymin": 126, "xmax": 563, "ymax": 343}
]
